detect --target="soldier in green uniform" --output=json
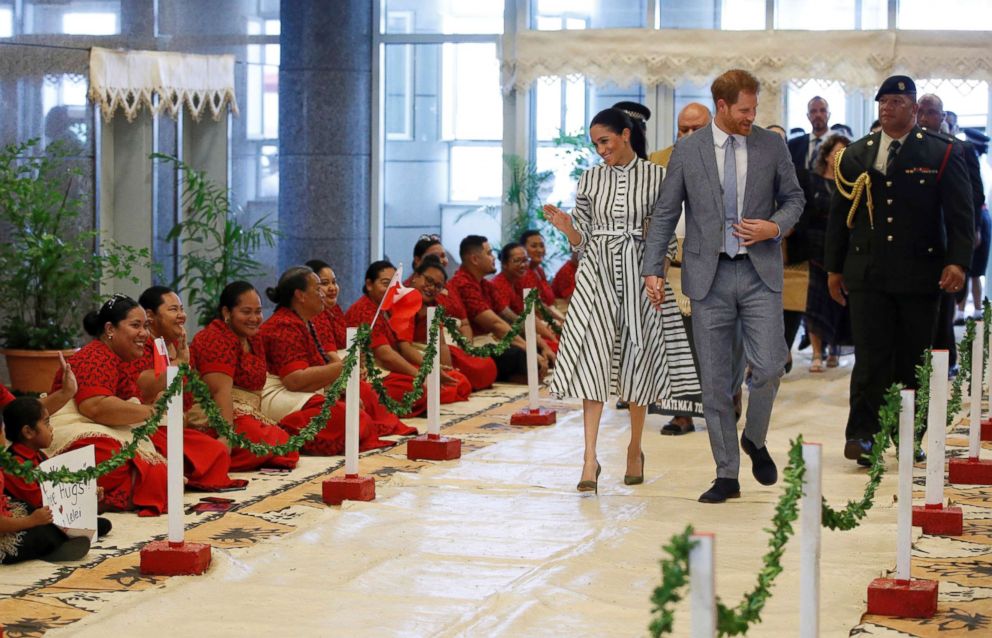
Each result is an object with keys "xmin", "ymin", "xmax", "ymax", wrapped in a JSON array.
[{"xmin": 825, "ymin": 75, "xmax": 974, "ymax": 465}]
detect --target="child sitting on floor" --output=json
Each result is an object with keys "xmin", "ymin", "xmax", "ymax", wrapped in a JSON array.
[{"xmin": 1, "ymin": 397, "xmax": 95, "ymax": 564}]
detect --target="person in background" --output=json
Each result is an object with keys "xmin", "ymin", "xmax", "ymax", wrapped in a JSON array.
[
  {"xmin": 133, "ymin": 286, "xmax": 243, "ymax": 491},
  {"xmin": 345, "ymin": 259, "xmax": 471, "ymax": 416},
  {"xmin": 551, "ymin": 251, "xmax": 579, "ymax": 303},
  {"xmin": 307, "ymin": 259, "xmax": 347, "ymax": 350},
  {"xmin": 518, "ymin": 229, "xmax": 565, "ymax": 324},
  {"xmin": 189, "ymin": 281, "xmax": 300, "ymax": 471},
  {"xmin": 3, "ymin": 396, "xmax": 113, "ymax": 537},
  {"xmin": 491, "ymin": 242, "xmax": 560, "ymax": 352},
  {"xmin": 49, "ymin": 295, "xmax": 168, "ymax": 516},
  {"xmin": 449, "ymin": 235, "xmax": 548, "ymax": 383},
  {"xmin": 1, "ymin": 398, "xmax": 92, "ymax": 564},
  {"xmin": 409, "ymin": 255, "xmax": 497, "ymax": 391}
]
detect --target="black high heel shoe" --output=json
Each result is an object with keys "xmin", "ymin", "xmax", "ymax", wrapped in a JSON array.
[
  {"xmin": 577, "ymin": 462, "xmax": 602, "ymax": 494},
  {"xmin": 624, "ymin": 452, "xmax": 645, "ymax": 485}
]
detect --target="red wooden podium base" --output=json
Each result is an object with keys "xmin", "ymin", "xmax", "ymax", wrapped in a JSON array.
[
  {"xmin": 510, "ymin": 408, "xmax": 557, "ymax": 425},
  {"xmin": 407, "ymin": 433, "xmax": 461, "ymax": 461},
  {"xmin": 322, "ymin": 474, "xmax": 376, "ymax": 505},
  {"xmin": 140, "ymin": 540, "xmax": 211, "ymax": 576},
  {"xmin": 948, "ymin": 457, "xmax": 992, "ymax": 484},
  {"xmin": 867, "ymin": 578, "xmax": 938, "ymax": 618},
  {"xmin": 912, "ymin": 503, "xmax": 963, "ymax": 536},
  {"xmin": 981, "ymin": 418, "xmax": 992, "ymax": 442}
]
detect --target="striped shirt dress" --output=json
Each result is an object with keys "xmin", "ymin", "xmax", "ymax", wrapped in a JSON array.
[{"xmin": 548, "ymin": 157, "xmax": 702, "ymax": 406}]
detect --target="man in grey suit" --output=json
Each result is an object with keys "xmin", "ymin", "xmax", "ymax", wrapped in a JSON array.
[{"xmin": 643, "ymin": 69, "xmax": 805, "ymax": 503}]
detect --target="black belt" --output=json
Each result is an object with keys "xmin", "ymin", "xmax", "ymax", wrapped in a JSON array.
[{"xmin": 719, "ymin": 253, "xmax": 749, "ymax": 261}]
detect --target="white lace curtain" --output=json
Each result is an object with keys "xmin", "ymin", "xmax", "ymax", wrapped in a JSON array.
[
  {"xmin": 501, "ymin": 28, "xmax": 992, "ymax": 93},
  {"xmin": 89, "ymin": 47, "xmax": 239, "ymax": 122}
]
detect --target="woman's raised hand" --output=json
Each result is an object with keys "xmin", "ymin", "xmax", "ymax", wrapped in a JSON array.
[{"xmin": 542, "ymin": 204, "xmax": 574, "ymax": 234}]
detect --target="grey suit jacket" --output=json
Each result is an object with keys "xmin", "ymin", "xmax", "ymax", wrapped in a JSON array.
[{"xmin": 642, "ymin": 124, "xmax": 805, "ymax": 300}]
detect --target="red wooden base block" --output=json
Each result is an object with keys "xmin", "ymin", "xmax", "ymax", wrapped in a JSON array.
[
  {"xmin": 407, "ymin": 434, "xmax": 461, "ymax": 461},
  {"xmin": 948, "ymin": 457, "xmax": 992, "ymax": 484},
  {"xmin": 322, "ymin": 474, "xmax": 376, "ymax": 505},
  {"xmin": 912, "ymin": 504, "xmax": 964, "ymax": 536},
  {"xmin": 867, "ymin": 578, "xmax": 938, "ymax": 618},
  {"xmin": 139, "ymin": 540, "xmax": 211, "ymax": 576},
  {"xmin": 981, "ymin": 419, "xmax": 992, "ymax": 442},
  {"xmin": 510, "ymin": 408, "xmax": 557, "ymax": 425}
]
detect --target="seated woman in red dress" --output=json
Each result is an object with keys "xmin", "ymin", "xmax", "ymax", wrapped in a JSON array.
[
  {"xmin": 345, "ymin": 260, "xmax": 471, "ymax": 417},
  {"xmin": 409, "ymin": 256, "xmax": 497, "ymax": 391},
  {"xmin": 491, "ymin": 243, "xmax": 560, "ymax": 353},
  {"xmin": 190, "ymin": 282, "xmax": 300, "ymax": 471},
  {"xmin": 552, "ymin": 251, "xmax": 579, "ymax": 302},
  {"xmin": 306, "ymin": 259, "xmax": 347, "ymax": 349},
  {"xmin": 131, "ymin": 286, "xmax": 243, "ymax": 490},
  {"xmin": 49, "ymin": 295, "xmax": 167, "ymax": 516},
  {"xmin": 259, "ymin": 267, "xmax": 416, "ymax": 455}
]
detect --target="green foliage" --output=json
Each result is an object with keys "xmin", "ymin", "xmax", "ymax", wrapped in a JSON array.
[
  {"xmin": 155, "ymin": 153, "xmax": 279, "ymax": 327},
  {"xmin": 504, "ymin": 154, "xmax": 553, "ymax": 247},
  {"xmin": 550, "ymin": 127, "xmax": 596, "ymax": 181},
  {"xmin": 648, "ymin": 526, "xmax": 695, "ymax": 636},
  {"xmin": 0, "ymin": 138, "xmax": 154, "ymax": 349},
  {"xmin": 444, "ymin": 288, "xmax": 540, "ymax": 357}
]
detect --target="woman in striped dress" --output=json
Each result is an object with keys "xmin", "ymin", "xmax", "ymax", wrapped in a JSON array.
[{"xmin": 543, "ymin": 107, "xmax": 701, "ymax": 493}]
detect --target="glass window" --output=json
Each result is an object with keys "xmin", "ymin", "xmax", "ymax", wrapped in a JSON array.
[
  {"xmin": 157, "ymin": 0, "xmax": 279, "ymax": 36},
  {"xmin": 786, "ymin": 80, "xmax": 849, "ymax": 137},
  {"xmin": 0, "ymin": 4, "xmax": 13, "ymax": 37},
  {"xmin": 533, "ymin": 0, "xmax": 647, "ymax": 29},
  {"xmin": 441, "ymin": 43, "xmax": 502, "ymax": 141},
  {"xmin": 660, "ymin": 0, "xmax": 765, "ymax": 29},
  {"xmin": 384, "ymin": 0, "xmax": 504, "ymax": 34},
  {"xmin": 245, "ymin": 19, "xmax": 279, "ymax": 141},
  {"xmin": 775, "ymin": 0, "xmax": 887, "ymax": 30},
  {"xmin": 915, "ymin": 79, "xmax": 989, "ymax": 130},
  {"xmin": 898, "ymin": 0, "xmax": 992, "ymax": 30},
  {"xmin": 450, "ymin": 145, "xmax": 503, "ymax": 201},
  {"xmin": 22, "ymin": 1, "xmax": 120, "ymax": 35},
  {"xmin": 40, "ymin": 74, "xmax": 91, "ymax": 151}
]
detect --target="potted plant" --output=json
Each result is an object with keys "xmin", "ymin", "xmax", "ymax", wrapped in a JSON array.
[
  {"xmin": 0, "ymin": 138, "xmax": 153, "ymax": 392},
  {"xmin": 154, "ymin": 153, "xmax": 279, "ymax": 327}
]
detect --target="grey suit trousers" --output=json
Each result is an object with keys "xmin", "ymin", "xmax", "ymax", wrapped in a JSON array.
[{"xmin": 691, "ymin": 257, "xmax": 786, "ymax": 479}]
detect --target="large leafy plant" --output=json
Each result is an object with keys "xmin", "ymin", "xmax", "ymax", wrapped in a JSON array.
[
  {"xmin": 0, "ymin": 138, "xmax": 153, "ymax": 349},
  {"xmin": 155, "ymin": 153, "xmax": 279, "ymax": 327}
]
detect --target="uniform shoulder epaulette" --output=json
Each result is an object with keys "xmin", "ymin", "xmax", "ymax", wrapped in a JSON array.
[{"xmin": 920, "ymin": 127, "xmax": 955, "ymax": 143}]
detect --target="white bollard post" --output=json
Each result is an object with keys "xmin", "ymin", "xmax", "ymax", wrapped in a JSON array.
[
  {"xmin": 689, "ymin": 532, "xmax": 716, "ymax": 638},
  {"xmin": 523, "ymin": 288, "xmax": 539, "ymax": 411},
  {"xmin": 344, "ymin": 328, "xmax": 360, "ymax": 476},
  {"xmin": 166, "ymin": 365, "xmax": 184, "ymax": 544},
  {"xmin": 800, "ymin": 443, "xmax": 822, "ymax": 638},
  {"xmin": 896, "ymin": 389, "xmax": 915, "ymax": 581},
  {"xmin": 970, "ymin": 321, "xmax": 984, "ymax": 459},
  {"xmin": 986, "ymin": 320, "xmax": 992, "ymax": 425},
  {"xmin": 925, "ymin": 351, "xmax": 949, "ymax": 507},
  {"xmin": 427, "ymin": 307, "xmax": 441, "ymax": 438}
]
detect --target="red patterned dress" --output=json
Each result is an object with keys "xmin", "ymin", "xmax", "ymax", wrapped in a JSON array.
[
  {"xmin": 126, "ymin": 339, "xmax": 243, "ymax": 490},
  {"xmin": 3, "ymin": 443, "xmax": 48, "ymax": 508},
  {"xmin": 0, "ymin": 383, "xmax": 13, "ymax": 410},
  {"xmin": 448, "ymin": 267, "xmax": 509, "ymax": 337},
  {"xmin": 50, "ymin": 340, "xmax": 167, "ymax": 516},
  {"xmin": 552, "ymin": 259, "xmax": 578, "ymax": 300},
  {"xmin": 345, "ymin": 295, "xmax": 470, "ymax": 417},
  {"xmin": 260, "ymin": 307, "xmax": 416, "ymax": 455},
  {"xmin": 492, "ymin": 272, "xmax": 559, "ymax": 353},
  {"xmin": 190, "ymin": 320, "xmax": 300, "ymax": 471},
  {"xmin": 320, "ymin": 304, "xmax": 347, "ymax": 351},
  {"xmin": 414, "ymin": 292, "xmax": 497, "ymax": 391},
  {"xmin": 525, "ymin": 263, "xmax": 556, "ymax": 306}
]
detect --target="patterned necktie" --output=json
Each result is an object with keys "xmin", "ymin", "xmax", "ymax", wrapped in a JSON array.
[
  {"xmin": 886, "ymin": 140, "xmax": 901, "ymax": 175},
  {"xmin": 808, "ymin": 136, "xmax": 822, "ymax": 169},
  {"xmin": 723, "ymin": 135, "xmax": 739, "ymax": 255}
]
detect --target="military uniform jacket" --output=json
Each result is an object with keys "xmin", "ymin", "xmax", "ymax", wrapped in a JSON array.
[{"xmin": 825, "ymin": 126, "xmax": 974, "ymax": 294}]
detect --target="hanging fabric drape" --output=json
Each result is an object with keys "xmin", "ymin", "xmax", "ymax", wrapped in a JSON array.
[
  {"xmin": 89, "ymin": 47, "xmax": 239, "ymax": 122},
  {"xmin": 501, "ymin": 29, "xmax": 992, "ymax": 93}
]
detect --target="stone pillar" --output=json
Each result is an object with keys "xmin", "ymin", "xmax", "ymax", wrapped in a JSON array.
[{"xmin": 279, "ymin": 0, "xmax": 372, "ymax": 305}]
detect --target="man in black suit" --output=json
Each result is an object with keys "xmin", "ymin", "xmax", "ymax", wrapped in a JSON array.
[
  {"xmin": 826, "ymin": 76, "xmax": 974, "ymax": 465},
  {"xmin": 918, "ymin": 93, "xmax": 983, "ymax": 376}
]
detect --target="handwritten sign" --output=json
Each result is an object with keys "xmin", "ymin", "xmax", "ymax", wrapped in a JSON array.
[{"xmin": 40, "ymin": 445, "xmax": 99, "ymax": 541}]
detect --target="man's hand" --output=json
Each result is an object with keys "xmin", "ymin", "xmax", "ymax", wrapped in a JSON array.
[
  {"xmin": 939, "ymin": 264, "xmax": 966, "ymax": 293},
  {"xmin": 644, "ymin": 275, "xmax": 666, "ymax": 309},
  {"xmin": 733, "ymin": 219, "xmax": 780, "ymax": 246},
  {"xmin": 828, "ymin": 272, "xmax": 848, "ymax": 306}
]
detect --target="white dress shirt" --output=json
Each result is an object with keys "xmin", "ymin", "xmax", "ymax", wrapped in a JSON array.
[
  {"xmin": 873, "ymin": 130, "xmax": 910, "ymax": 173},
  {"xmin": 712, "ymin": 121, "xmax": 748, "ymax": 254}
]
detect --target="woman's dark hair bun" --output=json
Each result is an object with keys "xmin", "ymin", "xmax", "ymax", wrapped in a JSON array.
[{"xmin": 82, "ymin": 311, "xmax": 103, "ymax": 337}]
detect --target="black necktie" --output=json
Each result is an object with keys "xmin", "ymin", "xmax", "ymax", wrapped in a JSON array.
[{"xmin": 886, "ymin": 140, "xmax": 901, "ymax": 174}]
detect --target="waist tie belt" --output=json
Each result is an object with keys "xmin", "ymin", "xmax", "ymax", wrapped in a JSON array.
[{"xmin": 589, "ymin": 227, "xmax": 646, "ymax": 350}]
